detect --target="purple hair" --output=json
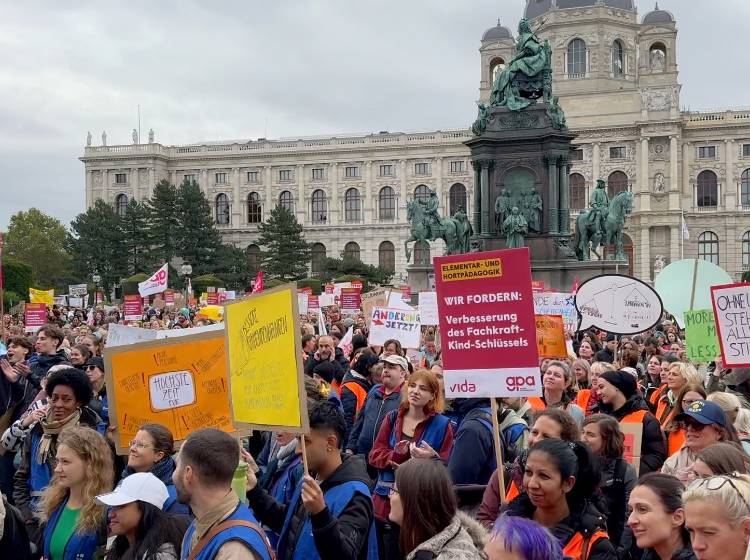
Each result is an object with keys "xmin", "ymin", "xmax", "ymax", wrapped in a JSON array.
[{"xmin": 490, "ymin": 516, "xmax": 563, "ymax": 560}]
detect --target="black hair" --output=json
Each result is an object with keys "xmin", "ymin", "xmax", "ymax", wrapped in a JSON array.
[
  {"xmin": 309, "ymin": 400, "xmax": 347, "ymax": 449},
  {"xmin": 635, "ymin": 473, "xmax": 689, "ymax": 544},
  {"xmin": 106, "ymin": 501, "xmax": 186, "ymax": 560},
  {"xmin": 180, "ymin": 428, "xmax": 239, "ymax": 488},
  {"xmin": 660, "ymin": 352, "xmax": 681, "ymax": 364},
  {"xmin": 45, "ymin": 367, "xmax": 94, "ymax": 405},
  {"xmin": 301, "ymin": 334, "xmax": 316, "ymax": 348},
  {"xmin": 353, "ymin": 352, "xmax": 381, "ymax": 376}
]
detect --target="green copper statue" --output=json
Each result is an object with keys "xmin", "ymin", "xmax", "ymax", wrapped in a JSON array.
[
  {"xmin": 502, "ymin": 206, "xmax": 528, "ymax": 249},
  {"xmin": 405, "ymin": 190, "xmax": 473, "ymax": 261},
  {"xmin": 587, "ymin": 179, "xmax": 610, "ymax": 236},
  {"xmin": 574, "ymin": 183, "xmax": 634, "ymax": 262}
]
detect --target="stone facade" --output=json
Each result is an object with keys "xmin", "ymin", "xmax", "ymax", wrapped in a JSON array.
[{"xmin": 81, "ymin": 2, "xmax": 750, "ymax": 283}]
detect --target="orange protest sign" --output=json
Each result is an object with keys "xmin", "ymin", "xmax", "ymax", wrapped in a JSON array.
[{"xmin": 535, "ymin": 314, "xmax": 567, "ymax": 358}]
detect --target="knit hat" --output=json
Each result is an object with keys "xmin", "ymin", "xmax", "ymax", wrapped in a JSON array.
[
  {"xmin": 600, "ymin": 370, "xmax": 637, "ymax": 399},
  {"xmin": 312, "ymin": 361, "xmax": 338, "ymax": 384}
]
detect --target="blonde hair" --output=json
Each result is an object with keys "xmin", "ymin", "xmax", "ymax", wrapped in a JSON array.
[
  {"xmin": 669, "ymin": 362, "xmax": 701, "ymax": 387},
  {"xmin": 736, "ymin": 408, "xmax": 750, "ymax": 435},
  {"xmin": 708, "ymin": 392, "xmax": 742, "ymax": 425},
  {"xmin": 590, "ymin": 361, "xmax": 616, "ymax": 376},
  {"xmin": 39, "ymin": 426, "xmax": 113, "ymax": 534},
  {"xmin": 571, "ymin": 359, "xmax": 592, "ymax": 384},
  {"xmin": 684, "ymin": 474, "xmax": 750, "ymax": 527}
]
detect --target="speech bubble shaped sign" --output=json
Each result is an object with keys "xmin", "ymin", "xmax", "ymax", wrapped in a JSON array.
[{"xmin": 575, "ymin": 274, "xmax": 664, "ymax": 334}]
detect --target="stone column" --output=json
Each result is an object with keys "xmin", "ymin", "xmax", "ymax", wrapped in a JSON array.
[
  {"xmin": 558, "ymin": 157, "xmax": 571, "ymax": 235},
  {"xmin": 400, "ymin": 160, "xmax": 408, "ymax": 221},
  {"xmin": 200, "ymin": 169, "xmax": 208, "ymax": 193},
  {"xmin": 330, "ymin": 163, "xmax": 338, "ymax": 225},
  {"xmin": 85, "ymin": 171, "xmax": 93, "ymax": 208},
  {"xmin": 640, "ymin": 137, "xmax": 651, "ymax": 211},
  {"xmin": 480, "ymin": 160, "xmax": 493, "ymax": 235},
  {"xmin": 682, "ymin": 142, "xmax": 691, "ymax": 200},
  {"xmin": 297, "ymin": 164, "xmax": 306, "ymax": 224},
  {"xmin": 364, "ymin": 161, "xmax": 373, "ymax": 223},
  {"xmin": 640, "ymin": 227, "xmax": 651, "ymax": 281},
  {"xmin": 102, "ymin": 170, "xmax": 109, "ymax": 203},
  {"xmin": 169, "ymin": 170, "xmax": 176, "ymax": 188},
  {"xmin": 670, "ymin": 225, "xmax": 681, "ymax": 264},
  {"xmin": 591, "ymin": 142, "xmax": 600, "ymax": 204},
  {"xmin": 725, "ymin": 139, "xmax": 735, "ymax": 210},
  {"xmin": 232, "ymin": 167, "xmax": 241, "ymax": 227},
  {"xmin": 264, "ymin": 166, "xmax": 273, "ymax": 218},
  {"xmin": 435, "ymin": 157, "xmax": 443, "ymax": 209},
  {"xmin": 472, "ymin": 160, "xmax": 481, "ymax": 233},
  {"xmin": 148, "ymin": 168, "xmax": 155, "ymax": 200},
  {"xmin": 547, "ymin": 157, "xmax": 559, "ymax": 234},
  {"xmin": 669, "ymin": 136, "xmax": 680, "ymax": 210}
]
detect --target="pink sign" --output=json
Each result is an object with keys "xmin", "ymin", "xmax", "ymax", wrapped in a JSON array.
[
  {"xmin": 340, "ymin": 287, "xmax": 361, "ymax": 313},
  {"xmin": 308, "ymin": 295, "xmax": 320, "ymax": 310},
  {"xmin": 124, "ymin": 295, "xmax": 143, "ymax": 322},
  {"xmin": 165, "ymin": 289, "xmax": 175, "ymax": 306},
  {"xmin": 24, "ymin": 303, "xmax": 47, "ymax": 333},
  {"xmin": 207, "ymin": 292, "xmax": 219, "ymax": 305},
  {"xmin": 401, "ymin": 285, "xmax": 412, "ymax": 301}
]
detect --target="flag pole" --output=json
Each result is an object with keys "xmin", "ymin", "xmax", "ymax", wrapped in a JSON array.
[{"xmin": 0, "ymin": 232, "xmax": 5, "ymax": 343}]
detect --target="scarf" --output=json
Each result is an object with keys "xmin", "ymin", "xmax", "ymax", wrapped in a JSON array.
[
  {"xmin": 36, "ymin": 408, "xmax": 81, "ymax": 465},
  {"xmin": 122, "ymin": 456, "xmax": 176, "ymax": 485}
]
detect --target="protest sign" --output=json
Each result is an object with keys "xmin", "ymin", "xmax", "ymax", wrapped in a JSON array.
[
  {"xmin": 68, "ymin": 297, "xmax": 84, "ymax": 309},
  {"xmin": 362, "ymin": 289, "xmax": 390, "ymax": 327},
  {"xmin": 535, "ymin": 315, "xmax": 568, "ymax": 359},
  {"xmin": 207, "ymin": 292, "xmax": 220, "ymax": 305},
  {"xmin": 575, "ymin": 275, "xmax": 663, "ymax": 334},
  {"xmin": 298, "ymin": 292, "xmax": 309, "ymax": 314},
  {"xmin": 434, "ymin": 248, "xmax": 539, "ymax": 398},
  {"xmin": 387, "ymin": 291, "xmax": 415, "ymax": 311},
  {"xmin": 307, "ymin": 295, "xmax": 320, "ymax": 310},
  {"xmin": 319, "ymin": 293, "xmax": 335, "ymax": 307},
  {"xmin": 351, "ymin": 279, "xmax": 363, "ymax": 290},
  {"xmin": 156, "ymin": 323, "xmax": 224, "ymax": 339},
  {"xmin": 141, "ymin": 296, "xmax": 150, "ymax": 307},
  {"xmin": 324, "ymin": 284, "xmax": 334, "ymax": 295},
  {"xmin": 69, "ymin": 284, "xmax": 88, "ymax": 297},
  {"xmin": 298, "ymin": 287, "xmax": 313, "ymax": 295},
  {"xmin": 106, "ymin": 324, "xmax": 158, "ymax": 347},
  {"xmin": 369, "ymin": 307, "xmax": 421, "ymax": 349},
  {"xmin": 104, "ymin": 330, "xmax": 234, "ymax": 454},
  {"xmin": 164, "ymin": 289, "xmax": 175, "ymax": 306},
  {"xmin": 710, "ymin": 283, "xmax": 750, "ymax": 367},
  {"xmin": 533, "ymin": 292, "xmax": 578, "ymax": 330},
  {"xmin": 24, "ymin": 303, "xmax": 47, "ymax": 333},
  {"xmin": 621, "ymin": 422, "xmax": 643, "ymax": 475},
  {"xmin": 123, "ymin": 295, "xmax": 143, "ymax": 321},
  {"xmin": 531, "ymin": 280, "xmax": 545, "ymax": 292},
  {"xmin": 138, "ymin": 264, "xmax": 169, "ymax": 297},
  {"xmin": 224, "ymin": 284, "xmax": 308, "ymax": 431},
  {"xmin": 333, "ymin": 282, "xmax": 352, "ymax": 299},
  {"xmin": 684, "ymin": 309, "xmax": 720, "ymax": 363},
  {"xmin": 401, "ymin": 285, "xmax": 412, "ymax": 302},
  {"xmin": 29, "ymin": 288, "xmax": 54, "ymax": 305},
  {"xmin": 338, "ymin": 326, "xmax": 354, "ymax": 358},
  {"xmin": 340, "ymin": 287, "xmax": 361, "ymax": 314},
  {"xmin": 419, "ymin": 292, "xmax": 439, "ymax": 325}
]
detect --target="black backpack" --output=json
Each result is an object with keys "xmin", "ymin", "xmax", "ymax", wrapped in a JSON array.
[{"xmin": 0, "ymin": 494, "xmax": 32, "ymax": 560}]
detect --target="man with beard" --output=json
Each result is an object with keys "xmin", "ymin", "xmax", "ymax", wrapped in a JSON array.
[{"xmin": 304, "ymin": 335, "xmax": 349, "ymax": 380}]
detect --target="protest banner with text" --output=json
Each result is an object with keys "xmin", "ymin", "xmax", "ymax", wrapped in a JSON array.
[
  {"xmin": 362, "ymin": 289, "xmax": 390, "ymax": 327},
  {"xmin": 535, "ymin": 314, "xmax": 568, "ymax": 359},
  {"xmin": 340, "ymin": 287, "xmax": 361, "ymax": 314},
  {"xmin": 711, "ymin": 283, "xmax": 750, "ymax": 367},
  {"xmin": 123, "ymin": 295, "xmax": 143, "ymax": 321},
  {"xmin": 24, "ymin": 303, "xmax": 47, "ymax": 333},
  {"xmin": 684, "ymin": 309, "xmax": 720, "ymax": 363},
  {"xmin": 369, "ymin": 307, "xmax": 421, "ymax": 349},
  {"xmin": 533, "ymin": 292, "xmax": 578, "ymax": 331}
]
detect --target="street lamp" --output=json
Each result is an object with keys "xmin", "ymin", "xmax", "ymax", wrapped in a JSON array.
[
  {"xmin": 92, "ymin": 274, "xmax": 101, "ymax": 306},
  {"xmin": 180, "ymin": 264, "xmax": 192, "ymax": 303}
]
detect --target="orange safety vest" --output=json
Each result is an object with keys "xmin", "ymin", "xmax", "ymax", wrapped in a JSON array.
[
  {"xmin": 667, "ymin": 428, "xmax": 685, "ymax": 456},
  {"xmin": 528, "ymin": 397, "xmax": 546, "ymax": 411},
  {"xmin": 649, "ymin": 384, "xmax": 667, "ymax": 407},
  {"xmin": 331, "ymin": 379, "xmax": 342, "ymax": 396},
  {"xmin": 655, "ymin": 398, "xmax": 674, "ymax": 428},
  {"xmin": 341, "ymin": 381, "xmax": 368, "ymax": 413},
  {"xmin": 576, "ymin": 390, "xmax": 592, "ymax": 414},
  {"xmin": 621, "ymin": 410, "xmax": 648, "ymax": 424},
  {"xmin": 562, "ymin": 531, "xmax": 609, "ymax": 560}
]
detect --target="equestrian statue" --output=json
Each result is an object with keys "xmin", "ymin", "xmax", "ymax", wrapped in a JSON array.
[
  {"xmin": 574, "ymin": 180, "xmax": 634, "ymax": 262},
  {"xmin": 405, "ymin": 189, "xmax": 472, "ymax": 262}
]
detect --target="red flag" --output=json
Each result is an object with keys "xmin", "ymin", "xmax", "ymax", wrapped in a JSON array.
[
  {"xmin": 252, "ymin": 270, "xmax": 264, "ymax": 293},
  {"xmin": 571, "ymin": 276, "xmax": 580, "ymax": 294}
]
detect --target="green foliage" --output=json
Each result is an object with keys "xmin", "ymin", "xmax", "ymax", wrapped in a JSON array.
[
  {"xmin": 257, "ymin": 206, "xmax": 311, "ymax": 280},
  {"xmin": 263, "ymin": 278, "xmax": 285, "ymax": 290},
  {"xmin": 214, "ymin": 244, "xmax": 253, "ymax": 291},
  {"xmin": 5, "ymin": 208, "xmax": 71, "ymax": 286},
  {"xmin": 743, "ymin": 270, "xmax": 750, "ymax": 283},
  {"xmin": 121, "ymin": 199, "xmax": 152, "ymax": 275},
  {"xmin": 297, "ymin": 277, "xmax": 323, "ymax": 294},
  {"xmin": 147, "ymin": 180, "xmax": 180, "ymax": 263},
  {"xmin": 191, "ymin": 274, "xmax": 225, "ymax": 294},
  {"xmin": 174, "ymin": 180, "xmax": 223, "ymax": 275},
  {"xmin": 121, "ymin": 273, "xmax": 149, "ymax": 296},
  {"xmin": 319, "ymin": 256, "xmax": 392, "ymax": 289},
  {"xmin": 2, "ymin": 291, "xmax": 22, "ymax": 308},
  {"xmin": 2, "ymin": 256, "xmax": 34, "ymax": 298}
]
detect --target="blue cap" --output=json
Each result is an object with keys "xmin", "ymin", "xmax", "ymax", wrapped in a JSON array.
[{"xmin": 675, "ymin": 400, "xmax": 727, "ymax": 428}]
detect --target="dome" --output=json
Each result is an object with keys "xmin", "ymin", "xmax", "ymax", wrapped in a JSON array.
[
  {"xmin": 642, "ymin": 3, "xmax": 675, "ymax": 24},
  {"xmin": 524, "ymin": 0, "xmax": 635, "ymax": 20},
  {"xmin": 482, "ymin": 20, "xmax": 513, "ymax": 42}
]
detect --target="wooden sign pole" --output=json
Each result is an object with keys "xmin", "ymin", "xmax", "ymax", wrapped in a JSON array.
[{"xmin": 490, "ymin": 398, "xmax": 506, "ymax": 501}]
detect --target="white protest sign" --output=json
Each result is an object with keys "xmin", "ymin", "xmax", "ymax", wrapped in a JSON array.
[
  {"xmin": 68, "ymin": 297, "xmax": 84, "ymax": 309},
  {"xmin": 369, "ymin": 307, "xmax": 421, "ymax": 348},
  {"xmin": 575, "ymin": 275, "xmax": 663, "ymax": 334},
  {"xmin": 155, "ymin": 323, "xmax": 224, "ymax": 339},
  {"xmin": 149, "ymin": 370, "xmax": 196, "ymax": 411},
  {"xmin": 138, "ymin": 263, "xmax": 169, "ymax": 297},
  {"xmin": 319, "ymin": 293, "xmax": 335, "ymax": 307},
  {"xmin": 533, "ymin": 292, "xmax": 579, "ymax": 330},
  {"xmin": 333, "ymin": 282, "xmax": 352, "ymax": 298},
  {"xmin": 711, "ymin": 282, "xmax": 750, "ymax": 367},
  {"xmin": 419, "ymin": 292, "xmax": 439, "ymax": 325},
  {"xmin": 69, "ymin": 284, "xmax": 88, "ymax": 297},
  {"xmin": 297, "ymin": 292, "xmax": 309, "ymax": 314},
  {"xmin": 106, "ymin": 324, "xmax": 158, "ymax": 347},
  {"xmin": 224, "ymin": 290, "xmax": 236, "ymax": 301}
]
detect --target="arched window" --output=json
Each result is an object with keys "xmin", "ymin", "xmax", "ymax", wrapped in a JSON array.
[
  {"xmin": 448, "ymin": 183, "xmax": 467, "ymax": 216},
  {"xmin": 414, "ymin": 240, "xmax": 431, "ymax": 265},
  {"xmin": 570, "ymin": 173, "xmax": 586, "ymax": 211},
  {"xmin": 743, "ymin": 231, "xmax": 750, "ymax": 269},
  {"xmin": 649, "ymin": 42, "xmax": 667, "ymax": 72},
  {"xmin": 311, "ymin": 189, "xmax": 327, "ymax": 223},
  {"xmin": 344, "ymin": 188, "xmax": 361, "ymax": 223},
  {"xmin": 612, "ymin": 40, "xmax": 624, "ymax": 77},
  {"xmin": 311, "ymin": 243, "xmax": 327, "ymax": 275},
  {"xmin": 414, "ymin": 185, "xmax": 430, "ymax": 203},
  {"xmin": 379, "ymin": 186, "xmax": 396, "ymax": 221},
  {"xmin": 698, "ymin": 232, "xmax": 719, "ymax": 265},
  {"xmin": 697, "ymin": 170, "xmax": 718, "ymax": 208},
  {"xmin": 278, "ymin": 190, "xmax": 294, "ymax": 214},
  {"xmin": 741, "ymin": 169, "xmax": 750, "ymax": 207},
  {"xmin": 490, "ymin": 57, "xmax": 506, "ymax": 83},
  {"xmin": 378, "ymin": 241, "xmax": 395, "ymax": 272},
  {"xmin": 215, "ymin": 193, "xmax": 230, "ymax": 224},
  {"xmin": 115, "ymin": 194, "xmax": 128, "ymax": 217},
  {"xmin": 567, "ymin": 39, "xmax": 587, "ymax": 77},
  {"xmin": 343, "ymin": 241, "xmax": 360, "ymax": 261},
  {"xmin": 247, "ymin": 192, "xmax": 262, "ymax": 223},
  {"xmin": 246, "ymin": 244, "xmax": 260, "ymax": 271},
  {"xmin": 607, "ymin": 171, "xmax": 628, "ymax": 198}
]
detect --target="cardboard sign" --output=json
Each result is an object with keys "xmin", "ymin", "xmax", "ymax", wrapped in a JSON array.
[
  {"xmin": 103, "ymin": 330, "xmax": 234, "ymax": 454},
  {"xmin": 535, "ymin": 315, "xmax": 567, "ymax": 358},
  {"xmin": 711, "ymin": 283, "xmax": 750, "ymax": 367},
  {"xmin": 434, "ymin": 248, "xmax": 540, "ymax": 398},
  {"xmin": 369, "ymin": 307, "xmax": 421, "ymax": 349},
  {"xmin": 340, "ymin": 287, "xmax": 361, "ymax": 314},
  {"xmin": 533, "ymin": 292, "xmax": 578, "ymax": 330},
  {"xmin": 69, "ymin": 284, "xmax": 88, "ymax": 297},
  {"xmin": 362, "ymin": 289, "xmax": 390, "ymax": 327},
  {"xmin": 684, "ymin": 309, "xmax": 720, "ymax": 363},
  {"xmin": 24, "ymin": 303, "xmax": 47, "ymax": 333},
  {"xmin": 621, "ymin": 422, "xmax": 644, "ymax": 475},
  {"xmin": 298, "ymin": 292, "xmax": 309, "ymax": 314},
  {"xmin": 107, "ymin": 324, "xmax": 158, "ymax": 347},
  {"xmin": 165, "ymin": 289, "xmax": 175, "ymax": 306},
  {"xmin": 138, "ymin": 263, "xmax": 169, "ymax": 297},
  {"xmin": 223, "ymin": 283, "xmax": 308, "ymax": 432},
  {"xmin": 123, "ymin": 295, "xmax": 143, "ymax": 322},
  {"xmin": 419, "ymin": 292, "xmax": 439, "ymax": 326}
]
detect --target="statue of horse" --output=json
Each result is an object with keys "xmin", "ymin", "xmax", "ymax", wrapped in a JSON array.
[
  {"xmin": 574, "ymin": 190, "xmax": 634, "ymax": 261},
  {"xmin": 405, "ymin": 200, "xmax": 459, "ymax": 262}
]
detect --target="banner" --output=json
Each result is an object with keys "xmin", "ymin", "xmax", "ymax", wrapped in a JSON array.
[
  {"xmin": 106, "ymin": 324, "xmax": 158, "ymax": 347},
  {"xmin": 362, "ymin": 289, "xmax": 390, "ymax": 327},
  {"xmin": 164, "ymin": 289, "xmax": 175, "ymax": 306},
  {"xmin": 684, "ymin": 309, "xmax": 720, "ymax": 363},
  {"xmin": 369, "ymin": 307, "xmax": 421, "ymax": 349},
  {"xmin": 68, "ymin": 284, "xmax": 88, "ymax": 297},
  {"xmin": 298, "ymin": 287, "xmax": 313, "ymax": 295},
  {"xmin": 711, "ymin": 283, "xmax": 750, "ymax": 367},
  {"xmin": 252, "ymin": 270, "xmax": 264, "ymax": 293},
  {"xmin": 207, "ymin": 292, "xmax": 219, "ymax": 305},
  {"xmin": 297, "ymin": 292, "xmax": 309, "ymax": 314},
  {"xmin": 29, "ymin": 288, "xmax": 54, "ymax": 305},
  {"xmin": 223, "ymin": 284, "xmax": 308, "ymax": 431},
  {"xmin": 418, "ymin": 292, "xmax": 439, "ymax": 325},
  {"xmin": 533, "ymin": 292, "xmax": 578, "ymax": 331},
  {"xmin": 307, "ymin": 295, "xmax": 319, "ymax": 310},
  {"xmin": 68, "ymin": 297, "xmax": 84, "ymax": 309},
  {"xmin": 338, "ymin": 326, "xmax": 354, "ymax": 358},
  {"xmin": 104, "ymin": 330, "xmax": 234, "ymax": 454},
  {"xmin": 123, "ymin": 295, "xmax": 143, "ymax": 321},
  {"xmin": 340, "ymin": 287, "xmax": 361, "ymax": 314},
  {"xmin": 138, "ymin": 263, "xmax": 169, "ymax": 297},
  {"xmin": 319, "ymin": 293, "xmax": 335, "ymax": 307},
  {"xmin": 24, "ymin": 303, "xmax": 47, "ymax": 333},
  {"xmin": 535, "ymin": 315, "xmax": 568, "ymax": 359},
  {"xmin": 434, "ymin": 248, "xmax": 539, "ymax": 398}
]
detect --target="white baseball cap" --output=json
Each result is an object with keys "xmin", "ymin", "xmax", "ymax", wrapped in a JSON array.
[{"xmin": 96, "ymin": 472, "xmax": 169, "ymax": 510}]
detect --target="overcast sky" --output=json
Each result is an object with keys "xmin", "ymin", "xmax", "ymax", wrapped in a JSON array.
[{"xmin": 1, "ymin": 0, "xmax": 747, "ymax": 230}]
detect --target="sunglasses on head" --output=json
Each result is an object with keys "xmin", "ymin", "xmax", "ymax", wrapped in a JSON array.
[{"xmin": 689, "ymin": 473, "xmax": 750, "ymax": 513}]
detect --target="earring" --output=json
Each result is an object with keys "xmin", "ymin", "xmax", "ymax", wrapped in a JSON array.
[{"xmin": 327, "ymin": 447, "xmax": 332, "ymax": 452}]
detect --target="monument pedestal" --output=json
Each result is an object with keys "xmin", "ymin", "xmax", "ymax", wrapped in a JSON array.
[{"xmin": 406, "ymin": 264, "xmax": 434, "ymax": 296}]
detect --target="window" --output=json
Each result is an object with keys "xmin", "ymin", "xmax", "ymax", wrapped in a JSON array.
[
  {"xmin": 379, "ymin": 186, "xmax": 396, "ymax": 221},
  {"xmin": 247, "ymin": 192, "xmax": 262, "ymax": 224},
  {"xmin": 698, "ymin": 232, "xmax": 719, "ymax": 265},
  {"xmin": 607, "ymin": 171, "xmax": 628, "ymax": 198},
  {"xmin": 115, "ymin": 194, "xmax": 128, "ymax": 217},
  {"xmin": 743, "ymin": 144, "xmax": 750, "ymax": 157},
  {"xmin": 414, "ymin": 185, "xmax": 431, "ymax": 203},
  {"xmin": 742, "ymin": 169, "xmax": 750, "ymax": 206},
  {"xmin": 490, "ymin": 58, "xmax": 506, "ymax": 83},
  {"xmin": 184, "ymin": 174, "xmax": 195, "ymax": 183},
  {"xmin": 414, "ymin": 240, "xmax": 431, "ymax": 266},
  {"xmin": 743, "ymin": 231, "xmax": 750, "ymax": 268},
  {"xmin": 609, "ymin": 146, "xmax": 627, "ymax": 159},
  {"xmin": 415, "ymin": 163, "xmax": 429, "ymax": 175},
  {"xmin": 612, "ymin": 40, "xmax": 624, "ymax": 78},
  {"xmin": 215, "ymin": 172, "xmax": 228, "ymax": 184},
  {"xmin": 697, "ymin": 170, "xmax": 718, "ymax": 207},
  {"xmin": 698, "ymin": 146, "xmax": 716, "ymax": 159},
  {"xmin": 567, "ymin": 39, "xmax": 587, "ymax": 77},
  {"xmin": 246, "ymin": 244, "xmax": 260, "ymax": 271},
  {"xmin": 215, "ymin": 193, "xmax": 230, "ymax": 224},
  {"xmin": 450, "ymin": 161, "xmax": 465, "ymax": 173},
  {"xmin": 571, "ymin": 149, "xmax": 584, "ymax": 161},
  {"xmin": 570, "ymin": 173, "xmax": 586, "ymax": 211},
  {"xmin": 115, "ymin": 173, "xmax": 127, "ymax": 184},
  {"xmin": 343, "ymin": 241, "xmax": 360, "ymax": 261},
  {"xmin": 449, "ymin": 183, "xmax": 467, "ymax": 216},
  {"xmin": 311, "ymin": 168, "xmax": 324, "ymax": 180},
  {"xmin": 247, "ymin": 171, "xmax": 259, "ymax": 183},
  {"xmin": 345, "ymin": 166, "xmax": 360, "ymax": 179},
  {"xmin": 378, "ymin": 241, "xmax": 395, "ymax": 272},
  {"xmin": 311, "ymin": 189, "xmax": 327, "ymax": 223},
  {"xmin": 278, "ymin": 190, "xmax": 294, "ymax": 213},
  {"xmin": 279, "ymin": 169, "xmax": 292, "ymax": 182},
  {"xmin": 649, "ymin": 43, "xmax": 667, "ymax": 72},
  {"xmin": 379, "ymin": 164, "xmax": 394, "ymax": 177},
  {"xmin": 311, "ymin": 243, "xmax": 327, "ymax": 275},
  {"xmin": 344, "ymin": 188, "xmax": 361, "ymax": 222}
]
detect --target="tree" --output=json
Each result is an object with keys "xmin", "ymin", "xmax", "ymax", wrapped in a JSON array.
[
  {"xmin": 2, "ymin": 256, "xmax": 33, "ymax": 304},
  {"xmin": 147, "ymin": 179, "xmax": 179, "ymax": 263},
  {"xmin": 5, "ymin": 208, "xmax": 71, "ymax": 287},
  {"xmin": 215, "ymin": 244, "xmax": 253, "ymax": 290},
  {"xmin": 68, "ymin": 200, "xmax": 127, "ymax": 296},
  {"xmin": 173, "ymin": 180, "xmax": 223, "ymax": 275},
  {"xmin": 320, "ymin": 256, "xmax": 393, "ymax": 288},
  {"xmin": 121, "ymin": 199, "xmax": 151, "ymax": 275},
  {"xmin": 257, "ymin": 205, "xmax": 311, "ymax": 280}
]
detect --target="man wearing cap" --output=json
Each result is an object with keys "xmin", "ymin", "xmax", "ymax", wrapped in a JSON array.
[
  {"xmin": 597, "ymin": 369, "xmax": 667, "ymax": 475},
  {"xmin": 346, "ymin": 355, "xmax": 408, "ymax": 478}
]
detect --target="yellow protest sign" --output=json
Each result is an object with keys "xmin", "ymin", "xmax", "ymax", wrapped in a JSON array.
[
  {"xmin": 224, "ymin": 283, "xmax": 308, "ymax": 432},
  {"xmin": 535, "ymin": 314, "xmax": 568, "ymax": 358},
  {"xmin": 29, "ymin": 288, "xmax": 54, "ymax": 305}
]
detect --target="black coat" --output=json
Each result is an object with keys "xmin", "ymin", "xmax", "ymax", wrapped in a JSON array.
[
  {"xmin": 339, "ymin": 372, "xmax": 372, "ymax": 439},
  {"xmin": 447, "ymin": 399, "xmax": 495, "ymax": 486},
  {"xmin": 304, "ymin": 348, "xmax": 350, "ymax": 383}
]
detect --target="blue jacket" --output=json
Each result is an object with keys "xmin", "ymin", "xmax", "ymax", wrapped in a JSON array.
[
  {"xmin": 43, "ymin": 497, "xmax": 101, "ymax": 560},
  {"xmin": 347, "ymin": 384, "xmax": 402, "ymax": 459}
]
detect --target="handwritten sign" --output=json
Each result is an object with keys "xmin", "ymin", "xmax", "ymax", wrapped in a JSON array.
[
  {"xmin": 149, "ymin": 371, "xmax": 196, "ymax": 411},
  {"xmin": 369, "ymin": 307, "xmax": 421, "ymax": 349},
  {"xmin": 711, "ymin": 283, "xmax": 750, "ymax": 367},
  {"xmin": 362, "ymin": 289, "xmax": 390, "ymax": 327},
  {"xmin": 533, "ymin": 292, "xmax": 578, "ymax": 330},
  {"xmin": 684, "ymin": 309, "xmax": 720, "ymax": 363},
  {"xmin": 535, "ymin": 315, "xmax": 567, "ymax": 358},
  {"xmin": 419, "ymin": 292, "xmax": 439, "ymax": 325}
]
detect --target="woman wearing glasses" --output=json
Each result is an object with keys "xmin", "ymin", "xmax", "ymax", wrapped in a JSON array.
[
  {"xmin": 683, "ymin": 474, "xmax": 750, "ymax": 560},
  {"xmin": 663, "ymin": 384, "xmax": 707, "ymax": 458}
]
